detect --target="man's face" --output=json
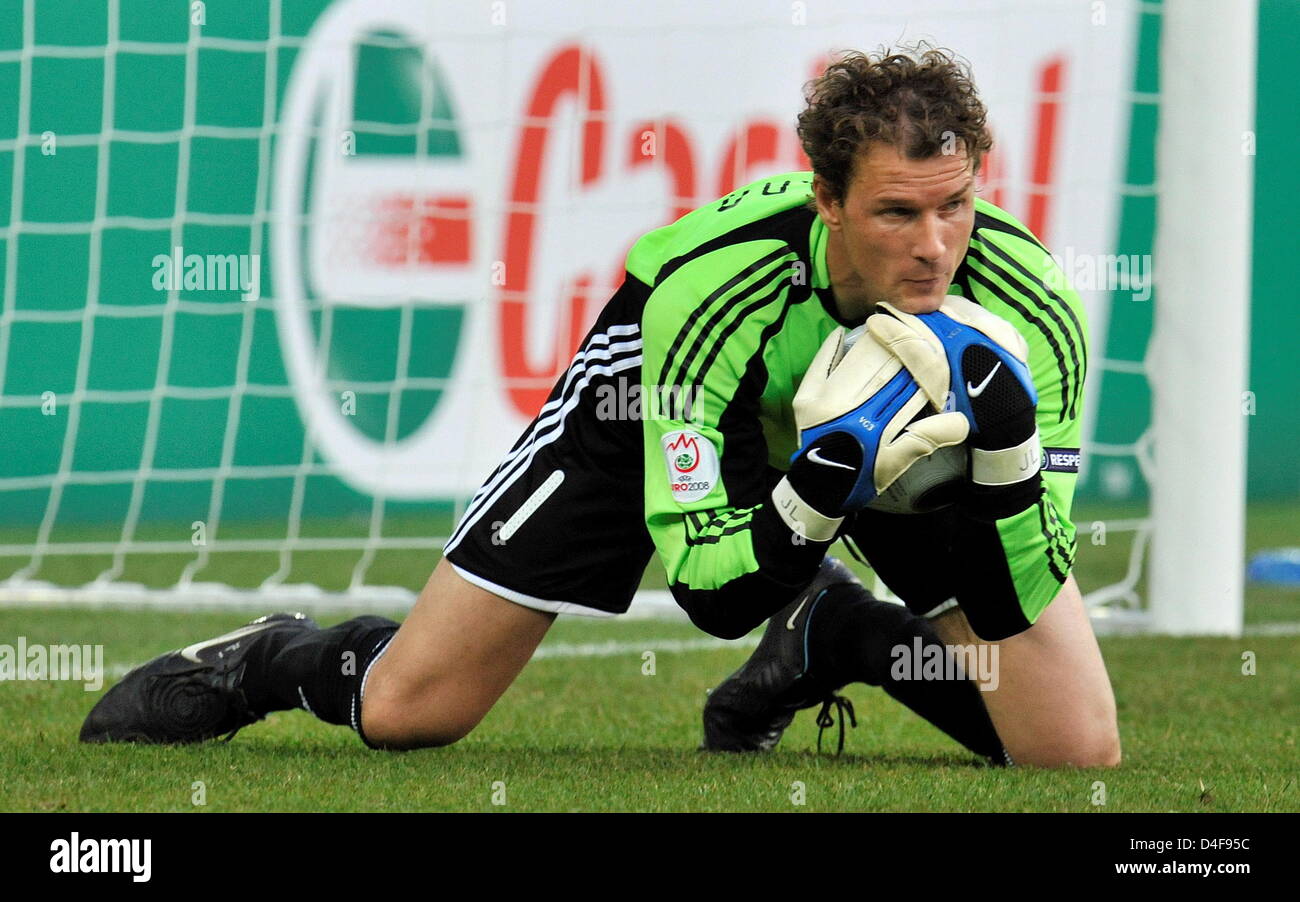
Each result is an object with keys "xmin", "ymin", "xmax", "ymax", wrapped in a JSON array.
[{"xmin": 815, "ymin": 142, "xmax": 976, "ymax": 315}]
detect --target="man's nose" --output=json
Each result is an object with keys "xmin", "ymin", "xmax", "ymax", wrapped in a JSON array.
[{"xmin": 912, "ymin": 213, "xmax": 946, "ymax": 263}]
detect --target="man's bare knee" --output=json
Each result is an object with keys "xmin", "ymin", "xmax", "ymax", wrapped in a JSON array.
[
  {"xmin": 1084, "ymin": 729, "xmax": 1123, "ymax": 768},
  {"xmin": 1012, "ymin": 724, "xmax": 1122, "ymax": 768},
  {"xmin": 360, "ymin": 678, "xmax": 483, "ymax": 750},
  {"xmin": 354, "ymin": 559, "xmax": 555, "ymax": 750},
  {"xmin": 358, "ymin": 660, "xmax": 486, "ymax": 753},
  {"xmin": 1019, "ymin": 745, "xmax": 1122, "ymax": 769}
]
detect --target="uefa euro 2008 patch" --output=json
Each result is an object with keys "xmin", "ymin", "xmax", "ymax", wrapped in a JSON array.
[
  {"xmin": 1042, "ymin": 447, "xmax": 1081, "ymax": 473},
  {"xmin": 661, "ymin": 429, "xmax": 719, "ymax": 504}
]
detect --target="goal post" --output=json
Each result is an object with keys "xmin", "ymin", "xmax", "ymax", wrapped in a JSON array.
[{"xmin": 1148, "ymin": 0, "xmax": 1255, "ymax": 636}]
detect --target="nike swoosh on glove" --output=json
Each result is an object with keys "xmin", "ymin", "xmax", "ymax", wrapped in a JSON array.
[
  {"xmin": 772, "ymin": 324, "xmax": 969, "ymax": 541},
  {"xmin": 867, "ymin": 296, "xmax": 1042, "ymax": 519}
]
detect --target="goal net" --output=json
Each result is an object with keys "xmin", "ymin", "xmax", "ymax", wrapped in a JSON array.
[{"xmin": 0, "ymin": 0, "xmax": 1250, "ymax": 633}]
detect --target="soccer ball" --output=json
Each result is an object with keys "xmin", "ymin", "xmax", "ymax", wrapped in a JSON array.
[
  {"xmin": 835, "ymin": 324, "xmax": 967, "ymax": 515},
  {"xmin": 867, "ymin": 440, "xmax": 967, "ymax": 514}
]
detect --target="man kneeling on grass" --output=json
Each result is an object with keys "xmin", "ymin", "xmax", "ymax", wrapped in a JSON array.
[{"xmin": 82, "ymin": 44, "xmax": 1120, "ymax": 769}]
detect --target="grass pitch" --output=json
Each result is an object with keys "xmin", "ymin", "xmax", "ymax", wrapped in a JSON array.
[
  {"xmin": 1, "ymin": 502, "xmax": 1297, "ymax": 812},
  {"xmin": 2, "ymin": 613, "xmax": 1296, "ymax": 813}
]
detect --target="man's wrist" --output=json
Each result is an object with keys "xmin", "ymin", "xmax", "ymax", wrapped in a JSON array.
[
  {"xmin": 961, "ymin": 470, "xmax": 1044, "ymax": 521},
  {"xmin": 971, "ymin": 428, "xmax": 1041, "ymax": 487},
  {"xmin": 770, "ymin": 475, "xmax": 844, "ymax": 542},
  {"xmin": 752, "ymin": 485, "xmax": 837, "ymax": 588}
]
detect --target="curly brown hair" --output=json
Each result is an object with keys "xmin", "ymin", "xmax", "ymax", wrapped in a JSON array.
[{"xmin": 798, "ymin": 44, "xmax": 993, "ymax": 204}]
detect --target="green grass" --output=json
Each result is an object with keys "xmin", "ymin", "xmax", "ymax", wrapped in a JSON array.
[
  {"xmin": 1, "ymin": 499, "xmax": 1296, "ymax": 811},
  {"xmin": 1, "ymin": 609, "xmax": 1296, "ymax": 812}
]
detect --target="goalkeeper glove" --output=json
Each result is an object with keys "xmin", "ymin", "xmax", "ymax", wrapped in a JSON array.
[
  {"xmin": 867, "ymin": 296, "xmax": 1042, "ymax": 518},
  {"xmin": 772, "ymin": 325, "xmax": 969, "ymax": 541}
]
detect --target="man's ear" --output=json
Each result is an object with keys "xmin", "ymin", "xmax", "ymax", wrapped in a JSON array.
[{"xmin": 812, "ymin": 174, "xmax": 842, "ymax": 230}]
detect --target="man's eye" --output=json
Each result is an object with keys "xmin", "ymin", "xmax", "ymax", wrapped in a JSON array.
[
  {"xmin": 941, "ymin": 199, "xmax": 963, "ymax": 212},
  {"xmin": 881, "ymin": 207, "xmax": 910, "ymax": 217}
]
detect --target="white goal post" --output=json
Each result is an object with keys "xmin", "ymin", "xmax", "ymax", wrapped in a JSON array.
[{"xmin": 1148, "ymin": 0, "xmax": 1255, "ymax": 636}]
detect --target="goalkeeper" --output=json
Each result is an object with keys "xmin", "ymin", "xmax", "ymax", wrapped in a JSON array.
[{"xmin": 82, "ymin": 46, "xmax": 1119, "ymax": 769}]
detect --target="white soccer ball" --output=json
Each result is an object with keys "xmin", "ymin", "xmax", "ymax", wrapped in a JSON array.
[
  {"xmin": 867, "ymin": 440, "xmax": 967, "ymax": 514},
  {"xmin": 833, "ymin": 324, "xmax": 868, "ymax": 365}
]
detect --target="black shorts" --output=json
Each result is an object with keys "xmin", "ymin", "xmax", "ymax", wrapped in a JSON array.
[{"xmin": 441, "ymin": 317, "xmax": 656, "ymax": 617}]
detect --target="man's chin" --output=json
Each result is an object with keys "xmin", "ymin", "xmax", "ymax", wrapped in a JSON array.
[{"xmin": 887, "ymin": 288, "xmax": 948, "ymax": 315}]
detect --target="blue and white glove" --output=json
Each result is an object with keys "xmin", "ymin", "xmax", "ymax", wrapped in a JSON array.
[
  {"xmin": 772, "ymin": 325, "xmax": 969, "ymax": 542},
  {"xmin": 867, "ymin": 296, "xmax": 1042, "ymax": 517}
]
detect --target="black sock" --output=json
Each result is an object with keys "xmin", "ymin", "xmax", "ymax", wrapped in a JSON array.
[
  {"xmin": 245, "ymin": 616, "xmax": 399, "ymax": 746},
  {"xmin": 812, "ymin": 586, "xmax": 1009, "ymax": 764}
]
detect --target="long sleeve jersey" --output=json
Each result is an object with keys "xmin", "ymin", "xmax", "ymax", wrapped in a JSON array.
[{"xmin": 629, "ymin": 171, "xmax": 1086, "ymax": 638}]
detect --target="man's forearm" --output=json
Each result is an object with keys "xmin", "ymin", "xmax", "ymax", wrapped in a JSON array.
[{"xmin": 668, "ymin": 496, "xmax": 834, "ymax": 639}]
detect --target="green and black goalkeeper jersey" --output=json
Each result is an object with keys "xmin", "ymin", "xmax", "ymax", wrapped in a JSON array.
[
  {"xmin": 444, "ymin": 170, "xmax": 1086, "ymax": 638},
  {"xmin": 634, "ymin": 171, "xmax": 1086, "ymax": 635}
]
